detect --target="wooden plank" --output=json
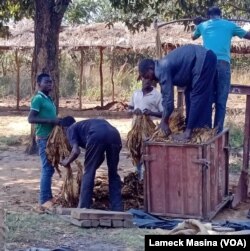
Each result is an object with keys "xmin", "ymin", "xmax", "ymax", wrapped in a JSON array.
[
  {"xmin": 112, "ymin": 220, "xmax": 124, "ymax": 228},
  {"xmin": 56, "ymin": 207, "xmax": 74, "ymax": 215},
  {"xmin": 123, "ymin": 220, "xmax": 135, "ymax": 228},
  {"xmin": 71, "ymin": 208, "xmax": 133, "ymax": 220},
  {"xmin": 232, "ymin": 95, "xmax": 250, "ymax": 207},
  {"xmin": 230, "ymin": 84, "xmax": 250, "ymax": 95},
  {"xmin": 91, "ymin": 220, "xmax": 100, "ymax": 227},
  {"xmin": 99, "ymin": 219, "xmax": 112, "ymax": 227},
  {"xmin": 71, "ymin": 218, "xmax": 91, "ymax": 227}
]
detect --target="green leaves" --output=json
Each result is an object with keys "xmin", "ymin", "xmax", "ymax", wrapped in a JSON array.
[
  {"xmin": 109, "ymin": 0, "xmax": 250, "ymax": 32},
  {"xmin": 0, "ymin": 0, "xmax": 34, "ymax": 36}
]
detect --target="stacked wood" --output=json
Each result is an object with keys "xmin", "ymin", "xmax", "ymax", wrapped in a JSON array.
[
  {"xmin": 126, "ymin": 115, "xmax": 156, "ymax": 166},
  {"xmin": 46, "ymin": 126, "xmax": 83, "ymax": 207},
  {"xmin": 70, "ymin": 209, "xmax": 134, "ymax": 228}
]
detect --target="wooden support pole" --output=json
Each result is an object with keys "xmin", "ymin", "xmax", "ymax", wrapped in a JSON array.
[
  {"xmin": 111, "ymin": 48, "xmax": 115, "ymax": 102},
  {"xmin": 15, "ymin": 50, "xmax": 20, "ymax": 110},
  {"xmin": 79, "ymin": 50, "xmax": 84, "ymax": 110},
  {"xmin": 99, "ymin": 47, "xmax": 104, "ymax": 107},
  {"xmin": 240, "ymin": 95, "xmax": 250, "ymax": 200}
]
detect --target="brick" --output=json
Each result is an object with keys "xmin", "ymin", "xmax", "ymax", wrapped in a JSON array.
[
  {"xmin": 56, "ymin": 207, "xmax": 73, "ymax": 215},
  {"xmin": 123, "ymin": 220, "xmax": 134, "ymax": 228},
  {"xmin": 71, "ymin": 208, "xmax": 133, "ymax": 220},
  {"xmin": 91, "ymin": 220, "xmax": 100, "ymax": 227},
  {"xmin": 71, "ymin": 218, "xmax": 91, "ymax": 228},
  {"xmin": 112, "ymin": 220, "xmax": 124, "ymax": 228},
  {"xmin": 99, "ymin": 219, "xmax": 112, "ymax": 227}
]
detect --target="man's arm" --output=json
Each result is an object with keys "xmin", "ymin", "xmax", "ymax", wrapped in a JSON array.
[
  {"xmin": 192, "ymin": 33, "xmax": 200, "ymax": 40},
  {"xmin": 243, "ymin": 32, "xmax": 250, "ymax": 40},
  {"xmin": 60, "ymin": 143, "xmax": 80, "ymax": 167},
  {"xmin": 28, "ymin": 110, "xmax": 61, "ymax": 125},
  {"xmin": 143, "ymin": 109, "xmax": 162, "ymax": 118},
  {"xmin": 191, "ymin": 18, "xmax": 202, "ymax": 40}
]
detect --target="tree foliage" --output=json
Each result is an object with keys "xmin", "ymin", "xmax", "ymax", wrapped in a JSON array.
[
  {"xmin": 109, "ymin": 0, "xmax": 250, "ymax": 32},
  {"xmin": 0, "ymin": 0, "xmax": 34, "ymax": 36},
  {"xmin": 64, "ymin": 0, "xmax": 116, "ymax": 24}
]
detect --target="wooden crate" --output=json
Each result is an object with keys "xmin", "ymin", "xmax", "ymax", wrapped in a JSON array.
[{"xmin": 143, "ymin": 129, "xmax": 230, "ymax": 220}]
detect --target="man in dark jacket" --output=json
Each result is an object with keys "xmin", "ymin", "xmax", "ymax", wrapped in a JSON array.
[
  {"xmin": 60, "ymin": 117, "xmax": 123, "ymax": 211},
  {"xmin": 138, "ymin": 44, "xmax": 217, "ymax": 141}
]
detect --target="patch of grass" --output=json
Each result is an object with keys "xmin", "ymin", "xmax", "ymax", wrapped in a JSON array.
[
  {"xmin": 0, "ymin": 145, "xmax": 9, "ymax": 151},
  {"xmin": 229, "ymin": 157, "xmax": 242, "ymax": 173},
  {"xmin": 0, "ymin": 136, "xmax": 22, "ymax": 147},
  {"xmin": 226, "ymin": 121, "xmax": 244, "ymax": 149},
  {"xmin": 5, "ymin": 211, "xmax": 164, "ymax": 250}
]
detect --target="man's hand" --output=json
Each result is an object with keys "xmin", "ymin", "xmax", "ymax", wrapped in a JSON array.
[
  {"xmin": 133, "ymin": 108, "xmax": 143, "ymax": 115},
  {"xmin": 53, "ymin": 118, "xmax": 63, "ymax": 125},
  {"xmin": 158, "ymin": 120, "xmax": 171, "ymax": 136},
  {"xmin": 143, "ymin": 109, "xmax": 152, "ymax": 116},
  {"xmin": 60, "ymin": 158, "xmax": 70, "ymax": 168}
]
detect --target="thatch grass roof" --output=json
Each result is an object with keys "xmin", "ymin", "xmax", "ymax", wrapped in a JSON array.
[{"xmin": 0, "ymin": 19, "xmax": 250, "ymax": 54}]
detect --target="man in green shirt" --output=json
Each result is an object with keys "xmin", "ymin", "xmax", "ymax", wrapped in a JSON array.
[{"xmin": 28, "ymin": 73, "xmax": 61, "ymax": 209}]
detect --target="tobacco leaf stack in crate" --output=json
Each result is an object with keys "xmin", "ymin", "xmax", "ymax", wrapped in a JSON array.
[{"xmin": 142, "ymin": 110, "xmax": 230, "ymax": 220}]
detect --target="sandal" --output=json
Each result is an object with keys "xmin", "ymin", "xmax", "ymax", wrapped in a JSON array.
[
  {"xmin": 41, "ymin": 200, "xmax": 56, "ymax": 214},
  {"xmin": 32, "ymin": 204, "xmax": 45, "ymax": 214}
]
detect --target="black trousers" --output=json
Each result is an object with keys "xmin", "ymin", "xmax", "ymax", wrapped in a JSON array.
[
  {"xmin": 78, "ymin": 142, "xmax": 123, "ymax": 211},
  {"xmin": 185, "ymin": 50, "xmax": 217, "ymax": 129}
]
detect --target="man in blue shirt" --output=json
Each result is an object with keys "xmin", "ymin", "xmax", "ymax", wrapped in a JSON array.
[
  {"xmin": 138, "ymin": 44, "xmax": 217, "ymax": 142},
  {"xmin": 192, "ymin": 6, "xmax": 250, "ymax": 132}
]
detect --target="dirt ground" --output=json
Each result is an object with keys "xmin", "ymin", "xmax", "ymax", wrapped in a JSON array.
[{"xmin": 0, "ymin": 97, "xmax": 250, "ymax": 250}]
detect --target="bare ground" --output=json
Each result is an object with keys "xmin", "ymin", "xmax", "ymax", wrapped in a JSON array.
[{"xmin": 0, "ymin": 97, "xmax": 250, "ymax": 250}]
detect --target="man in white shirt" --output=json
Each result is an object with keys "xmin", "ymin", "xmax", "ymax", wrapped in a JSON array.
[
  {"xmin": 128, "ymin": 79, "xmax": 163, "ymax": 119},
  {"xmin": 128, "ymin": 79, "xmax": 163, "ymax": 180}
]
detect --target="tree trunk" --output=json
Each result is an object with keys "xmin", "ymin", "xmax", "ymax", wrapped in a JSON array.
[{"xmin": 25, "ymin": 0, "xmax": 70, "ymax": 154}]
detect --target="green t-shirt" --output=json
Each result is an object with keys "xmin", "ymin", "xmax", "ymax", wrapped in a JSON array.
[{"xmin": 30, "ymin": 91, "xmax": 57, "ymax": 137}]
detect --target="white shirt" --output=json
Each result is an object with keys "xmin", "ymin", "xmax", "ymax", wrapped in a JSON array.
[{"xmin": 129, "ymin": 87, "xmax": 163, "ymax": 114}]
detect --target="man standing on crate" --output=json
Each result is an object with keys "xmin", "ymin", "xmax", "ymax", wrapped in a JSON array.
[
  {"xmin": 192, "ymin": 6, "xmax": 250, "ymax": 133},
  {"xmin": 138, "ymin": 44, "xmax": 217, "ymax": 142}
]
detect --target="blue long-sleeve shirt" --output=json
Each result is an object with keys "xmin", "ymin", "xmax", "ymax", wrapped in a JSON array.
[{"xmin": 154, "ymin": 44, "xmax": 208, "ymax": 119}]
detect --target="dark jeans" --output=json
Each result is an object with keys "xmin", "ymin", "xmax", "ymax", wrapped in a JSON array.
[
  {"xmin": 78, "ymin": 143, "xmax": 123, "ymax": 211},
  {"xmin": 213, "ymin": 60, "xmax": 231, "ymax": 133}
]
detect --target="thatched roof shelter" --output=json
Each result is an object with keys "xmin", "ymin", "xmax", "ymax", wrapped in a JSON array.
[
  {"xmin": 1, "ymin": 19, "xmax": 250, "ymax": 54},
  {"xmin": 1, "ymin": 19, "xmax": 250, "ymax": 110}
]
